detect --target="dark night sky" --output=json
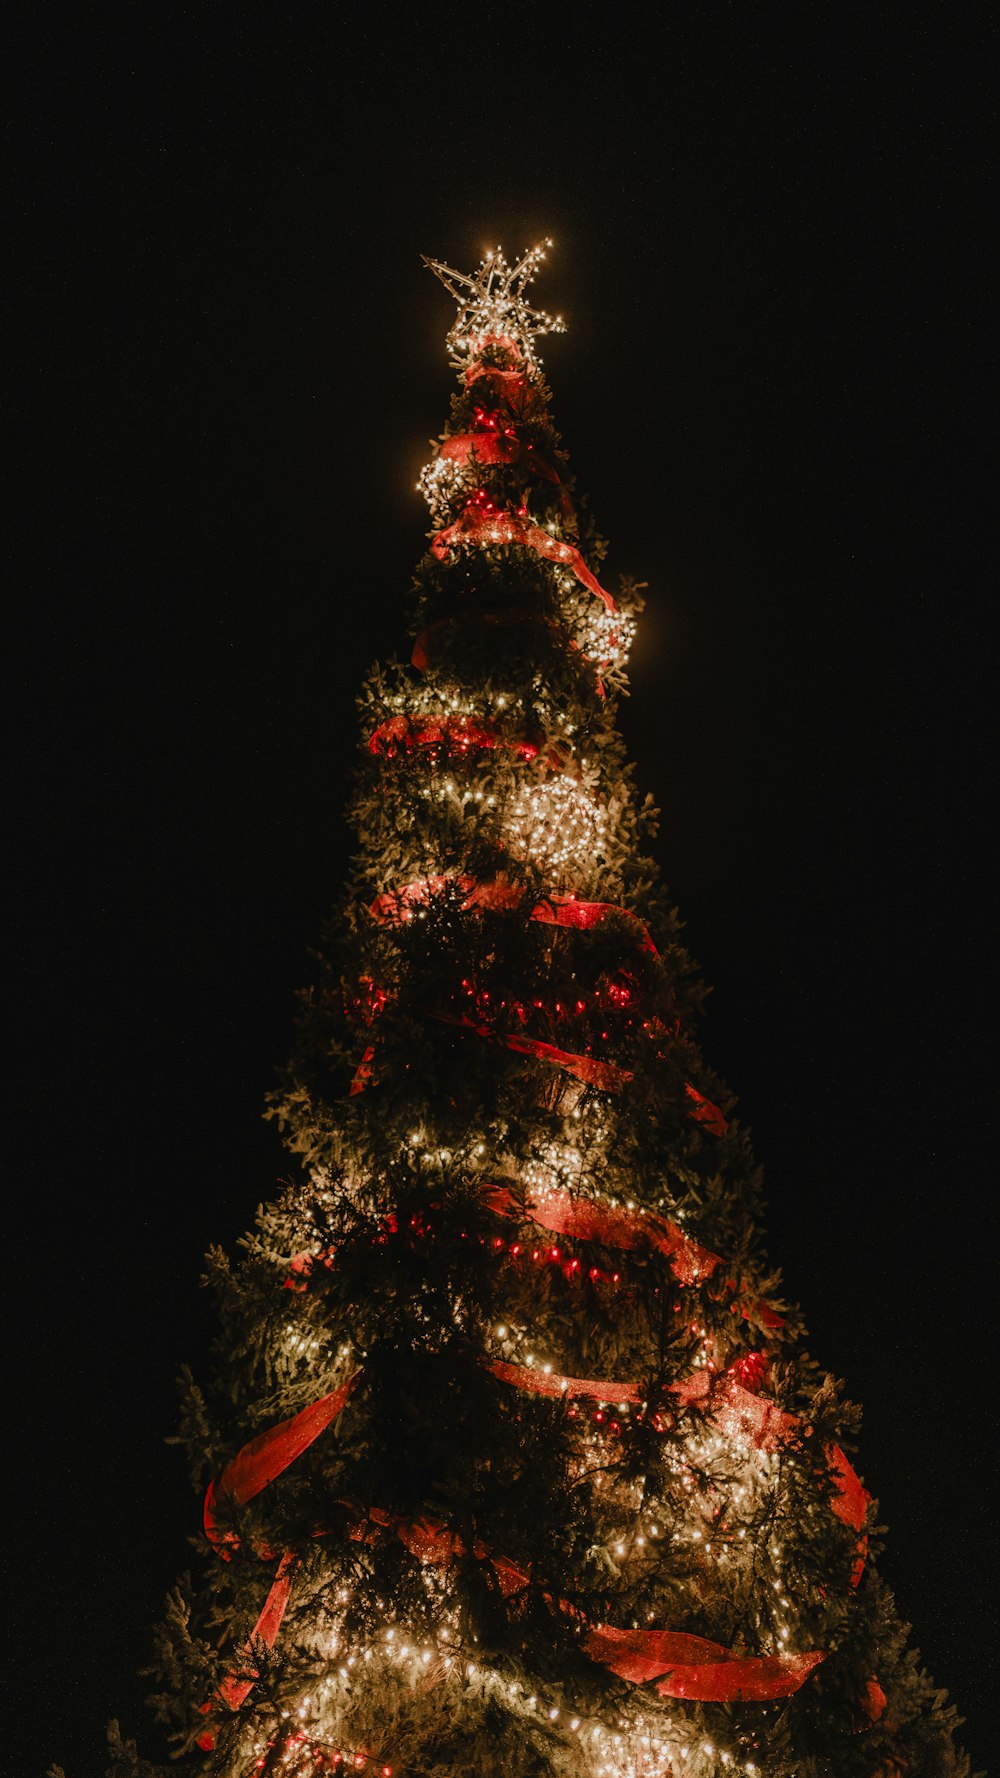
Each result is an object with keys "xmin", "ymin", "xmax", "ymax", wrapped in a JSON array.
[{"xmin": 8, "ymin": 7, "xmax": 993, "ymax": 1773}]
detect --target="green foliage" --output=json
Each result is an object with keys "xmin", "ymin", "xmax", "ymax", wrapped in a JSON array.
[
  {"xmin": 142, "ymin": 335, "xmax": 968, "ymax": 1776},
  {"xmin": 102, "ymin": 1720, "xmax": 170, "ymax": 1777}
]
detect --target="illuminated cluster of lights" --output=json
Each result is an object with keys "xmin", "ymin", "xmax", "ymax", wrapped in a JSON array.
[
  {"xmin": 577, "ymin": 602, "xmax": 638, "ymax": 671},
  {"xmin": 504, "ymin": 772, "xmax": 609, "ymax": 872},
  {"xmin": 244, "ymin": 1605, "xmax": 765, "ymax": 1778},
  {"xmin": 417, "ymin": 453, "xmax": 473, "ymax": 528},
  {"xmin": 423, "ymin": 241, "xmax": 566, "ymax": 372},
  {"xmin": 372, "ymin": 685, "xmax": 575, "ymax": 741}
]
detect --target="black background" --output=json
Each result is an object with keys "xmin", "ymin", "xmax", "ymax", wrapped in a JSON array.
[{"xmin": 8, "ymin": 6, "xmax": 993, "ymax": 1773}]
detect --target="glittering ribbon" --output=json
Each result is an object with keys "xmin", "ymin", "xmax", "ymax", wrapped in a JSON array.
[{"xmin": 431, "ymin": 501, "xmax": 616, "ymax": 612}]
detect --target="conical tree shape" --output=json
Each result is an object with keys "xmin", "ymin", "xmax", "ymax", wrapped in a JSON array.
[{"xmin": 145, "ymin": 246, "xmax": 968, "ymax": 1778}]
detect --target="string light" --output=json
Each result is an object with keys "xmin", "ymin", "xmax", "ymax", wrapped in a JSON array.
[
  {"xmin": 422, "ymin": 241, "xmax": 565, "ymax": 372},
  {"xmin": 505, "ymin": 774, "xmax": 609, "ymax": 871},
  {"xmin": 199, "ymin": 248, "xmax": 854, "ymax": 1778}
]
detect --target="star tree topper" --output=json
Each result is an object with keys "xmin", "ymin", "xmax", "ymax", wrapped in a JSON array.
[{"xmin": 422, "ymin": 240, "xmax": 566, "ymax": 372}]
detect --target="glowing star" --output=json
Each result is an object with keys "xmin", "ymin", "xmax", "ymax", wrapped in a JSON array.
[{"xmin": 422, "ymin": 241, "xmax": 567, "ymax": 371}]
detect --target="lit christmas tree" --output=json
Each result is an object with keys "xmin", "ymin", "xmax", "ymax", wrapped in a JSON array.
[{"xmin": 141, "ymin": 246, "xmax": 968, "ymax": 1778}]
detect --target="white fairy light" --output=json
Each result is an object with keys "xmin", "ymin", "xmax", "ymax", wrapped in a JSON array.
[
  {"xmin": 504, "ymin": 774, "xmax": 608, "ymax": 871},
  {"xmin": 422, "ymin": 241, "xmax": 566, "ymax": 372}
]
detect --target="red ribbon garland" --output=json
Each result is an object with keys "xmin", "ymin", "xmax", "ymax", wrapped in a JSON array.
[
  {"xmin": 580, "ymin": 1624, "xmax": 824, "ymax": 1701},
  {"xmin": 284, "ymin": 1179, "xmax": 782, "ymax": 1335},
  {"xmin": 198, "ymin": 1352, "xmax": 836, "ymax": 1738},
  {"xmin": 203, "ymin": 1373, "xmax": 361, "ymax": 1553},
  {"xmin": 481, "ymin": 1183, "xmax": 719, "ymax": 1289},
  {"xmin": 478, "ymin": 1180, "xmax": 779, "ymax": 1332},
  {"xmin": 429, "ymin": 1007, "xmax": 635, "ymax": 1092},
  {"xmin": 462, "ymin": 356, "xmax": 545, "ymax": 419},
  {"xmin": 350, "ymin": 1015, "xmax": 727, "ymax": 1131},
  {"xmin": 350, "ymin": 1506, "xmax": 825, "ymax": 1701},
  {"xmin": 369, "ymin": 875, "xmax": 657, "ymax": 956},
  {"xmin": 486, "ymin": 1356, "xmax": 867, "ymax": 1542},
  {"xmin": 367, "ymin": 713, "xmax": 554, "ymax": 765},
  {"xmin": 196, "ymin": 1551, "xmax": 297, "ymax": 1743},
  {"xmin": 489, "ymin": 1358, "xmax": 869, "ymax": 1589},
  {"xmin": 366, "ymin": 874, "xmax": 728, "ymax": 1120},
  {"xmin": 431, "ymin": 500, "xmax": 616, "ymax": 613},
  {"xmin": 437, "ymin": 428, "xmax": 564, "ymax": 490},
  {"xmin": 488, "ymin": 1359, "xmax": 641, "ymax": 1406}
]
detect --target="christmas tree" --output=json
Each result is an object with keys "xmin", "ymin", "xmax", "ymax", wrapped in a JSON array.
[{"xmin": 144, "ymin": 245, "xmax": 968, "ymax": 1778}]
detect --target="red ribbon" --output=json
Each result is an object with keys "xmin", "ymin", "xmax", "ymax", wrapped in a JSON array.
[
  {"xmin": 580, "ymin": 1623, "xmax": 824, "ymax": 1701},
  {"xmin": 435, "ymin": 1012, "xmax": 730, "ymax": 1123},
  {"xmin": 369, "ymin": 875, "xmax": 657, "ymax": 956},
  {"xmin": 388, "ymin": 937, "xmax": 726, "ymax": 1129},
  {"xmin": 438, "ymin": 428, "xmax": 564, "ymax": 489},
  {"xmin": 462, "ymin": 354, "xmax": 545, "ymax": 418},
  {"xmin": 684, "ymin": 1083, "xmax": 728, "ymax": 1137},
  {"xmin": 349, "ymin": 1044, "xmax": 377, "ymax": 1096},
  {"xmin": 431, "ymin": 500, "xmax": 616, "ymax": 612},
  {"xmin": 197, "ymin": 1377, "xmax": 360, "ymax": 1746},
  {"xmin": 488, "ymin": 1359, "xmax": 641, "ymax": 1405},
  {"xmin": 347, "ymin": 1505, "xmax": 823, "ymax": 1701},
  {"xmin": 488, "ymin": 1357, "xmax": 868, "ymax": 1564},
  {"xmin": 481, "ymin": 1184, "xmax": 783, "ymax": 1330},
  {"xmin": 367, "ymin": 713, "xmax": 549, "ymax": 764},
  {"xmin": 198, "ymin": 1355, "xmax": 835, "ymax": 1732},
  {"xmin": 351, "ymin": 1011, "xmax": 727, "ymax": 1129},
  {"xmin": 284, "ymin": 1185, "xmax": 780, "ymax": 1334},
  {"xmin": 204, "ymin": 1372, "xmax": 360, "ymax": 1552},
  {"xmin": 530, "ymin": 894, "xmax": 657, "ymax": 952},
  {"xmin": 481, "ymin": 1184, "xmax": 720, "ymax": 1289},
  {"xmin": 430, "ymin": 1008, "xmax": 635, "ymax": 1092},
  {"xmin": 196, "ymin": 1552, "xmax": 297, "ymax": 1748}
]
